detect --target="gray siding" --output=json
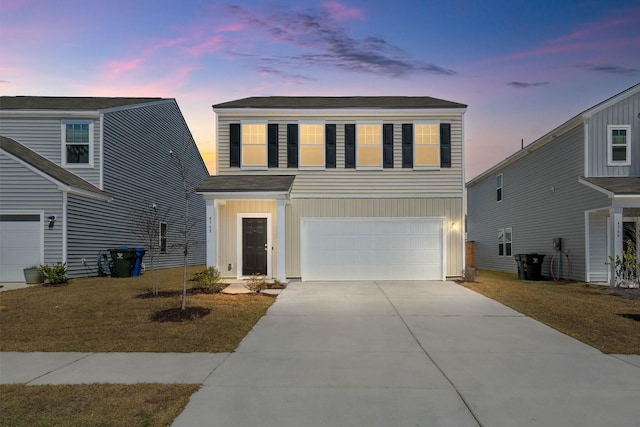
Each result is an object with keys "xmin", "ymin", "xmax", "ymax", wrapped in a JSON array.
[
  {"xmin": 217, "ymin": 113, "xmax": 464, "ymax": 196},
  {"xmin": 0, "ymin": 116, "xmax": 102, "ymax": 187},
  {"xmin": 65, "ymin": 101, "xmax": 209, "ymax": 277},
  {"xmin": 587, "ymin": 90, "xmax": 640, "ymax": 177},
  {"xmin": 467, "ymin": 125, "xmax": 610, "ymax": 280},
  {"xmin": 0, "ymin": 154, "xmax": 63, "ymax": 265}
]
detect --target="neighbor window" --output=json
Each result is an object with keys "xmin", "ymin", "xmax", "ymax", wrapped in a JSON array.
[
  {"xmin": 241, "ymin": 122, "xmax": 267, "ymax": 168},
  {"xmin": 497, "ymin": 174, "xmax": 503, "ymax": 202},
  {"xmin": 357, "ymin": 122, "xmax": 382, "ymax": 169},
  {"xmin": 608, "ymin": 125, "xmax": 631, "ymax": 166},
  {"xmin": 159, "ymin": 222, "xmax": 167, "ymax": 253},
  {"xmin": 498, "ymin": 229, "xmax": 504, "ymax": 256},
  {"xmin": 62, "ymin": 121, "xmax": 93, "ymax": 166},
  {"xmin": 299, "ymin": 123, "xmax": 325, "ymax": 168},
  {"xmin": 414, "ymin": 123, "xmax": 439, "ymax": 168},
  {"xmin": 505, "ymin": 228, "xmax": 512, "ymax": 257}
]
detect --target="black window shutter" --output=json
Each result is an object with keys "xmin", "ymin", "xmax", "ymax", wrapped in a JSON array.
[
  {"xmin": 344, "ymin": 124, "xmax": 356, "ymax": 168},
  {"xmin": 401, "ymin": 124, "xmax": 413, "ymax": 168},
  {"xmin": 230, "ymin": 123, "xmax": 240, "ymax": 167},
  {"xmin": 383, "ymin": 123, "xmax": 394, "ymax": 168},
  {"xmin": 440, "ymin": 123, "xmax": 451, "ymax": 168},
  {"xmin": 268, "ymin": 124, "xmax": 279, "ymax": 168},
  {"xmin": 287, "ymin": 124, "xmax": 298, "ymax": 168},
  {"xmin": 325, "ymin": 124, "xmax": 336, "ymax": 168}
]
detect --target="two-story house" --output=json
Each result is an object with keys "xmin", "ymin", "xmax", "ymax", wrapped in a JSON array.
[
  {"xmin": 0, "ymin": 97, "xmax": 209, "ymax": 281},
  {"xmin": 197, "ymin": 96, "xmax": 468, "ymax": 281},
  {"xmin": 466, "ymin": 83, "xmax": 640, "ymax": 283}
]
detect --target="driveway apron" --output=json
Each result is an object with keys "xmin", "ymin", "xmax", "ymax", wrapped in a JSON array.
[{"xmin": 173, "ymin": 280, "xmax": 640, "ymax": 427}]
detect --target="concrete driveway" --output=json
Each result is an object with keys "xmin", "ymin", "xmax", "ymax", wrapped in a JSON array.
[{"xmin": 173, "ymin": 280, "xmax": 640, "ymax": 427}]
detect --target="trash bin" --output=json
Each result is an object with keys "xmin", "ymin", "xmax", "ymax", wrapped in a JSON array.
[
  {"xmin": 109, "ymin": 247, "xmax": 135, "ymax": 278},
  {"xmin": 521, "ymin": 253, "xmax": 545, "ymax": 280},
  {"xmin": 514, "ymin": 254, "xmax": 525, "ymax": 280},
  {"xmin": 132, "ymin": 248, "xmax": 146, "ymax": 276}
]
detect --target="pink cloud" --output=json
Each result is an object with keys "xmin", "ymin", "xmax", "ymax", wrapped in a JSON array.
[
  {"xmin": 216, "ymin": 22, "xmax": 245, "ymax": 33},
  {"xmin": 185, "ymin": 35, "xmax": 224, "ymax": 56},
  {"xmin": 322, "ymin": 1, "xmax": 363, "ymax": 21}
]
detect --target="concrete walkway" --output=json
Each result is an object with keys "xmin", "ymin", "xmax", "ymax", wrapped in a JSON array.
[{"xmin": 2, "ymin": 280, "xmax": 639, "ymax": 426}]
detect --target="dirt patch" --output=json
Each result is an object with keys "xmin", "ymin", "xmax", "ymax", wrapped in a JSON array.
[
  {"xmin": 150, "ymin": 306, "xmax": 211, "ymax": 322},
  {"xmin": 605, "ymin": 287, "xmax": 640, "ymax": 300}
]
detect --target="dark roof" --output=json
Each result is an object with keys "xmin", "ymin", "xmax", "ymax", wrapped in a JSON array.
[
  {"xmin": 581, "ymin": 177, "xmax": 640, "ymax": 196},
  {"xmin": 0, "ymin": 135, "xmax": 111, "ymax": 200},
  {"xmin": 213, "ymin": 96, "xmax": 466, "ymax": 110},
  {"xmin": 0, "ymin": 96, "xmax": 166, "ymax": 110},
  {"xmin": 197, "ymin": 175, "xmax": 296, "ymax": 193}
]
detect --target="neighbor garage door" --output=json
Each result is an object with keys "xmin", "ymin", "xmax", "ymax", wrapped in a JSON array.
[
  {"xmin": 0, "ymin": 214, "xmax": 43, "ymax": 282},
  {"xmin": 301, "ymin": 218, "xmax": 444, "ymax": 281}
]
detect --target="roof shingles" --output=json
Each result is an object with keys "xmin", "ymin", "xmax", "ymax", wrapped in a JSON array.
[
  {"xmin": 0, "ymin": 96, "xmax": 165, "ymax": 111},
  {"xmin": 212, "ymin": 96, "xmax": 466, "ymax": 110}
]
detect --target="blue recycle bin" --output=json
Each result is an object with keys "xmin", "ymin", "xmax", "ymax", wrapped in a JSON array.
[{"xmin": 132, "ymin": 247, "xmax": 146, "ymax": 276}]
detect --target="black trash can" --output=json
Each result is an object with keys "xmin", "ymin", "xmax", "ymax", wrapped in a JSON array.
[
  {"xmin": 109, "ymin": 247, "xmax": 135, "ymax": 278},
  {"xmin": 514, "ymin": 254, "xmax": 525, "ymax": 280},
  {"xmin": 522, "ymin": 253, "xmax": 545, "ymax": 280}
]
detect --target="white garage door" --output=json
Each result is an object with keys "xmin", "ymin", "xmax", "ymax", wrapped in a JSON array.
[
  {"xmin": 0, "ymin": 214, "xmax": 43, "ymax": 282},
  {"xmin": 301, "ymin": 218, "xmax": 444, "ymax": 281}
]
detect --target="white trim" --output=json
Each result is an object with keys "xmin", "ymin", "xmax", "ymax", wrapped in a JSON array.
[
  {"xmin": 0, "ymin": 210, "xmax": 45, "ymax": 266},
  {"xmin": 62, "ymin": 192, "xmax": 68, "ymax": 264},
  {"xmin": 276, "ymin": 199, "xmax": 287, "ymax": 281},
  {"xmin": 236, "ymin": 213, "xmax": 272, "ymax": 279},
  {"xmin": 198, "ymin": 192, "xmax": 290, "ymax": 200},
  {"xmin": 61, "ymin": 120, "xmax": 95, "ymax": 168},
  {"xmin": 356, "ymin": 121, "xmax": 383, "ymax": 170},
  {"xmin": 583, "ymin": 120, "xmax": 589, "ymax": 178},
  {"xmin": 461, "ymin": 112, "xmax": 466, "ymax": 268},
  {"xmin": 0, "ymin": 110, "xmax": 100, "ymax": 119},
  {"xmin": 99, "ymin": 115, "xmax": 105, "ymax": 189},
  {"xmin": 607, "ymin": 124, "xmax": 631, "ymax": 167},
  {"xmin": 290, "ymin": 193, "xmax": 463, "ymax": 199},
  {"xmin": 582, "ymin": 84, "xmax": 640, "ymax": 118}
]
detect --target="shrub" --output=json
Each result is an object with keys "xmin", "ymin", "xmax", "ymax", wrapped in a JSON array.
[
  {"xmin": 39, "ymin": 262, "xmax": 68, "ymax": 285},
  {"xmin": 191, "ymin": 267, "xmax": 227, "ymax": 293},
  {"xmin": 461, "ymin": 267, "xmax": 478, "ymax": 282},
  {"xmin": 245, "ymin": 273, "xmax": 268, "ymax": 293}
]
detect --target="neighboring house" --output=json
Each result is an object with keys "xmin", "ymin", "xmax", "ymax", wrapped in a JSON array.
[
  {"xmin": 197, "ymin": 96, "xmax": 467, "ymax": 281},
  {"xmin": 0, "ymin": 97, "xmax": 209, "ymax": 281},
  {"xmin": 466, "ymin": 83, "xmax": 640, "ymax": 283}
]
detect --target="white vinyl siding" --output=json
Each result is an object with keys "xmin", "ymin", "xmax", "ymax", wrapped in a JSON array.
[{"xmin": 216, "ymin": 114, "xmax": 464, "ymax": 196}]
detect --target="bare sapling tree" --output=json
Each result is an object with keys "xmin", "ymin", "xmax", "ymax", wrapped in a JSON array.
[
  {"xmin": 168, "ymin": 139, "xmax": 204, "ymax": 311},
  {"xmin": 134, "ymin": 202, "xmax": 169, "ymax": 296}
]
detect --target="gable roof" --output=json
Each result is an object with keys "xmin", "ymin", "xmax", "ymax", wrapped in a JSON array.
[
  {"xmin": 0, "ymin": 135, "xmax": 111, "ymax": 201},
  {"xmin": 466, "ymin": 82, "xmax": 640, "ymax": 187},
  {"xmin": 0, "ymin": 96, "xmax": 166, "ymax": 111},
  {"xmin": 213, "ymin": 96, "xmax": 466, "ymax": 110}
]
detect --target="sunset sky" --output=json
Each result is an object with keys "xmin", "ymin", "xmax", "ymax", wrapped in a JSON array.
[{"xmin": 1, "ymin": 0, "xmax": 639, "ymax": 178}]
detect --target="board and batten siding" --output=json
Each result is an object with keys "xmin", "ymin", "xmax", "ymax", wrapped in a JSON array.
[
  {"xmin": 467, "ymin": 125, "xmax": 610, "ymax": 281},
  {"xmin": 586, "ymin": 90, "xmax": 640, "ymax": 177},
  {"xmin": 0, "ymin": 116, "xmax": 102, "ymax": 187},
  {"xmin": 0, "ymin": 153, "xmax": 64, "ymax": 265},
  {"xmin": 216, "ymin": 114, "xmax": 464, "ymax": 196},
  {"xmin": 64, "ymin": 101, "xmax": 209, "ymax": 277}
]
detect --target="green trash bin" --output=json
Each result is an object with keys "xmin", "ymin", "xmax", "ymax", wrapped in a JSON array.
[{"xmin": 109, "ymin": 247, "xmax": 135, "ymax": 278}]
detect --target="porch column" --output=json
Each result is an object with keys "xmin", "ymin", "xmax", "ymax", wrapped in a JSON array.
[
  {"xmin": 276, "ymin": 199, "xmax": 287, "ymax": 282},
  {"xmin": 205, "ymin": 199, "xmax": 219, "ymax": 269},
  {"xmin": 610, "ymin": 206, "xmax": 623, "ymax": 284}
]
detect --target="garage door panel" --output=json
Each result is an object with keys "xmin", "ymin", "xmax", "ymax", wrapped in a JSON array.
[
  {"xmin": 0, "ymin": 215, "xmax": 43, "ymax": 282},
  {"xmin": 301, "ymin": 218, "xmax": 444, "ymax": 281}
]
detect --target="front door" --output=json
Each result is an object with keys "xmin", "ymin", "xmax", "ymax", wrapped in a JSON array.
[{"xmin": 242, "ymin": 217, "xmax": 267, "ymax": 276}]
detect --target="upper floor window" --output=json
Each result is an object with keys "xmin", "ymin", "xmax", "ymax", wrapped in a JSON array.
[
  {"xmin": 241, "ymin": 122, "xmax": 267, "ymax": 169},
  {"xmin": 299, "ymin": 123, "xmax": 325, "ymax": 169},
  {"xmin": 608, "ymin": 125, "xmax": 631, "ymax": 166},
  {"xmin": 496, "ymin": 173, "xmax": 503, "ymax": 202},
  {"xmin": 159, "ymin": 222, "xmax": 167, "ymax": 253},
  {"xmin": 62, "ymin": 121, "xmax": 93, "ymax": 166},
  {"xmin": 357, "ymin": 122, "xmax": 382, "ymax": 169},
  {"xmin": 414, "ymin": 123, "xmax": 440, "ymax": 168}
]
